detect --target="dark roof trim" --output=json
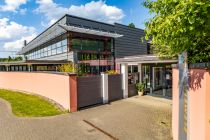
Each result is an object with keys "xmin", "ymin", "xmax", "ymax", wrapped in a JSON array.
[{"xmin": 66, "ymin": 14, "xmax": 115, "ymax": 27}]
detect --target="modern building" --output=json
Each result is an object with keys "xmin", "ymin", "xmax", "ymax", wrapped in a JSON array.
[
  {"xmin": 0, "ymin": 14, "xmax": 149, "ymax": 73},
  {"xmin": 0, "ymin": 14, "xmax": 177, "ymax": 96}
]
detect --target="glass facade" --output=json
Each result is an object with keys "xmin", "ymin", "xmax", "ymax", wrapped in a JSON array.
[
  {"xmin": 71, "ymin": 38, "xmax": 114, "ymax": 75},
  {"xmin": 26, "ymin": 39, "xmax": 67, "ymax": 60},
  {"xmin": 71, "ymin": 39, "xmax": 109, "ymax": 51},
  {"xmin": 23, "ymin": 37, "xmax": 114, "ymax": 75}
]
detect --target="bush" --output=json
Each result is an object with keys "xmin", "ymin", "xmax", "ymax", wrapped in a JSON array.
[
  {"xmin": 57, "ymin": 63, "xmax": 77, "ymax": 73},
  {"xmin": 136, "ymin": 83, "xmax": 145, "ymax": 92},
  {"xmin": 105, "ymin": 70, "xmax": 119, "ymax": 75}
]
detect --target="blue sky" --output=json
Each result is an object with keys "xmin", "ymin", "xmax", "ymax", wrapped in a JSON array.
[{"xmin": 0, "ymin": 0, "xmax": 151, "ymax": 58}]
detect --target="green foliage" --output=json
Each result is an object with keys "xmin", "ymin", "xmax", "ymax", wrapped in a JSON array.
[
  {"xmin": 144, "ymin": 0, "xmax": 210, "ymax": 63},
  {"xmin": 76, "ymin": 63, "xmax": 90, "ymax": 76},
  {"xmin": 136, "ymin": 83, "xmax": 145, "ymax": 92},
  {"xmin": 57, "ymin": 62, "xmax": 77, "ymax": 73},
  {"xmin": 128, "ymin": 23, "xmax": 136, "ymax": 28},
  {"xmin": 105, "ymin": 70, "xmax": 119, "ymax": 75},
  {"xmin": 0, "ymin": 56, "xmax": 23, "ymax": 62},
  {"xmin": 0, "ymin": 89, "xmax": 64, "ymax": 117}
]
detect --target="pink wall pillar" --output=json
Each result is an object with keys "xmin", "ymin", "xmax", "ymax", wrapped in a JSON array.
[
  {"xmin": 205, "ymin": 71, "xmax": 210, "ymax": 140},
  {"xmin": 69, "ymin": 75, "xmax": 77, "ymax": 112},
  {"xmin": 189, "ymin": 69, "xmax": 206, "ymax": 140},
  {"xmin": 172, "ymin": 68, "xmax": 179, "ymax": 140},
  {"xmin": 172, "ymin": 68, "xmax": 210, "ymax": 140}
]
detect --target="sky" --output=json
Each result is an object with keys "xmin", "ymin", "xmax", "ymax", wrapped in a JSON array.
[{"xmin": 0, "ymin": 0, "xmax": 152, "ymax": 58}]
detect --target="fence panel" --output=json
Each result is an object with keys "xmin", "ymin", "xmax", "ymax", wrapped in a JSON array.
[
  {"xmin": 108, "ymin": 74, "xmax": 123, "ymax": 102},
  {"xmin": 77, "ymin": 76, "xmax": 102, "ymax": 108}
]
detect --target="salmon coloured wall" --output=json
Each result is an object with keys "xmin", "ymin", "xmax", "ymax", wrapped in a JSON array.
[
  {"xmin": 172, "ymin": 68, "xmax": 179, "ymax": 140},
  {"xmin": 172, "ymin": 68, "xmax": 210, "ymax": 140},
  {"xmin": 0, "ymin": 72, "xmax": 70, "ymax": 110},
  {"xmin": 205, "ymin": 70, "xmax": 210, "ymax": 140}
]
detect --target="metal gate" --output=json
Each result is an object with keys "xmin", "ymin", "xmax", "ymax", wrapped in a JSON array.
[{"xmin": 77, "ymin": 76, "xmax": 102, "ymax": 108}]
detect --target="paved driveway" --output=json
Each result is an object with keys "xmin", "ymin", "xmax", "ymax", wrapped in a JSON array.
[{"xmin": 0, "ymin": 96, "xmax": 172, "ymax": 140}]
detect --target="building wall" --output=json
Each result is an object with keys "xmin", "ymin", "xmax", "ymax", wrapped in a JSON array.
[
  {"xmin": 0, "ymin": 72, "xmax": 70, "ymax": 110},
  {"xmin": 172, "ymin": 68, "xmax": 210, "ymax": 140},
  {"xmin": 114, "ymin": 23, "xmax": 147, "ymax": 58}
]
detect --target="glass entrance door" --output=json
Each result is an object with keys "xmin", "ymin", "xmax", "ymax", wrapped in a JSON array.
[{"xmin": 152, "ymin": 67, "xmax": 164, "ymax": 90}]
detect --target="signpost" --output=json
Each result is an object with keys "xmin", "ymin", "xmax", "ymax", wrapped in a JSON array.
[{"xmin": 178, "ymin": 52, "xmax": 189, "ymax": 140}]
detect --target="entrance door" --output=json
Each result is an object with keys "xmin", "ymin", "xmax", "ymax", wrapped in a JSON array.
[
  {"xmin": 152, "ymin": 67, "xmax": 164, "ymax": 90},
  {"xmin": 152, "ymin": 66, "xmax": 172, "ymax": 97}
]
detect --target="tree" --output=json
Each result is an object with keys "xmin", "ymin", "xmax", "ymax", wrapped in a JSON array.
[
  {"xmin": 8, "ymin": 56, "xmax": 12, "ymax": 62},
  {"xmin": 144, "ymin": 0, "xmax": 210, "ymax": 63},
  {"xmin": 0, "ymin": 56, "xmax": 23, "ymax": 62},
  {"xmin": 128, "ymin": 23, "xmax": 136, "ymax": 28}
]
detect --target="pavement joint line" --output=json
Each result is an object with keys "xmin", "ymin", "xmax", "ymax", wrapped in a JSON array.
[{"xmin": 83, "ymin": 119, "xmax": 118, "ymax": 140}]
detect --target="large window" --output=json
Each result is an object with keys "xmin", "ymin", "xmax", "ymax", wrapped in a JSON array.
[
  {"xmin": 72, "ymin": 39, "xmax": 104, "ymax": 51},
  {"xmin": 26, "ymin": 39, "xmax": 67, "ymax": 60}
]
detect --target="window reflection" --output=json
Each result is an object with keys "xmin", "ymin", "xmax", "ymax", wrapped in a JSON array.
[{"xmin": 26, "ymin": 39, "xmax": 67, "ymax": 60}]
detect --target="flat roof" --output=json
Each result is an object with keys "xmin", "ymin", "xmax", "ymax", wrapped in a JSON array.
[
  {"xmin": 116, "ymin": 55, "xmax": 178, "ymax": 64},
  {"xmin": 59, "ymin": 24, "xmax": 123, "ymax": 38},
  {"xmin": 0, "ymin": 60, "xmax": 68, "ymax": 66}
]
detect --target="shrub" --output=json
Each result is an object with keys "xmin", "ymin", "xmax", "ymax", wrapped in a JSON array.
[
  {"xmin": 105, "ymin": 70, "xmax": 118, "ymax": 75},
  {"xmin": 57, "ymin": 62, "xmax": 77, "ymax": 73}
]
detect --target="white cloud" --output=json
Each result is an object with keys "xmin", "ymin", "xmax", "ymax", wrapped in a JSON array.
[
  {"xmin": 0, "ymin": 18, "xmax": 37, "ymax": 50},
  {"xmin": 35, "ymin": 0, "xmax": 125, "ymax": 26},
  {"xmin": 19, "ymin": 8, "xmax": 27, "ymax": 15},
  {"xmin": 0, "ymin": 0, "xmax": 28, "ymax": 12},
  {"xmin": 3, "ymin": 35, "xmax": 36, "ymax": 50}
]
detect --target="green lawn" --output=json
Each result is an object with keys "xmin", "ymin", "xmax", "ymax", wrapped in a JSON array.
[{"xmin": 0, "ymin": 89, "xmax": 65, "ymax": 117}]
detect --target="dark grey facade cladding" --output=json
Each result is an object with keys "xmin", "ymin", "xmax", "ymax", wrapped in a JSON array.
[
  {"xmin": 20, "ymin": 14, "xmax": 147, "ymax": 59},
  {"xmin": 114, "ymin": 23, "xmax": 147, "ymax": 58}
]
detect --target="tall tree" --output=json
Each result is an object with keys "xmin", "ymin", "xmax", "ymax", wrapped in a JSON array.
[
  {"xmin": 144, "ymin": 0, "xmax": 210, "ymax": 63},
  {"xmin": 128, "ymin": 23, "xmax": 136, "ymax": 28}
]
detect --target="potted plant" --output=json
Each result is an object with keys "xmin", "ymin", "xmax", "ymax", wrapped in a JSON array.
[{"xmin": 136, "ymin": 83, "xmax": 145, "ymax": 96}]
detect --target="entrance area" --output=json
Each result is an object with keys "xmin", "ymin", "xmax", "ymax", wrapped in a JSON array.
[
  {"xmin": 117, "ymin": 55, "xmax": 177, "ymax": 98},
  {"xmin": 127, "ymin": 64, "xmax": 172, "ymax": 97}
]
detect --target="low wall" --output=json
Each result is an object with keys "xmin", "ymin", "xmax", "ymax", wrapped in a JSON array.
[
  {"xmin": 172, "ymin": 68, "xmax": 210, "ymax": 140},
  {"xmin": 0, "ymin": 72, "xmax": 70, "ymax": 110}
]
